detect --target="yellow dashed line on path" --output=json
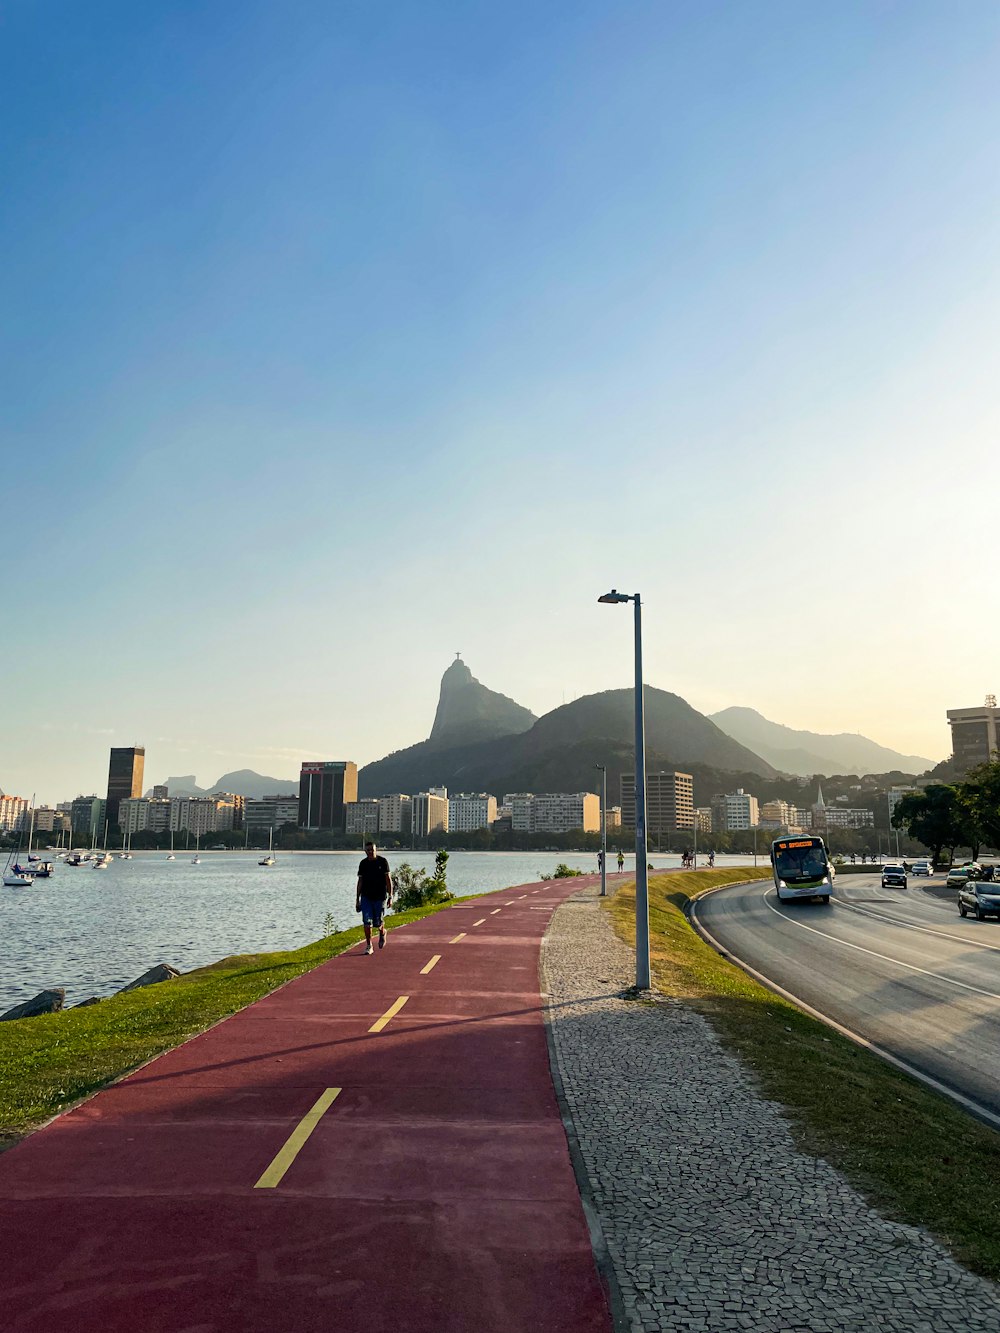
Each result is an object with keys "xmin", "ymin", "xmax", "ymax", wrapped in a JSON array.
[
  {"xmin": 420, "ymin": 955, "xmax": 441, "ymax": 975},
  {"xmin": 369, "ymin": 995, "xmax": 409, "ymax": 1033},
  {"xmin": 472, "ymin": 918, "xmax": 486, "ymax": 926},
  {"xmin": 490, "ymin": 908, "xmax": 502, "ymax": 915},
  {"xmin": 254, "ymin": 1088, "xmax": 341, "ymax": 1189},
  {"xmin": 449, "ymin": 933, "xmax": 466, "ymax": 944}
]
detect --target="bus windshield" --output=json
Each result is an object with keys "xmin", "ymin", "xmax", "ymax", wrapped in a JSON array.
[{"xmin": 773, "ymin": 839, "xmax": 828, "ymax": 883}]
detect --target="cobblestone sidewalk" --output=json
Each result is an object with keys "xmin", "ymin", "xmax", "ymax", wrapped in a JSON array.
[{"xmin": 542, "ymin": 884, "xmax": 1000, "ymax": 1333}]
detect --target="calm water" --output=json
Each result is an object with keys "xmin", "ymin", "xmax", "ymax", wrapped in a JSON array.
[{"xmin": 0, "ymin": 850, "xmax": 761, "ymax": 1010}]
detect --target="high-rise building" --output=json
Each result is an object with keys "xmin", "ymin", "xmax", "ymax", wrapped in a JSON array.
[
  {"xmin": 106, "ymin": 746, "xmax": 145, "ymax": 829},
  {"xmin": 377, "ymin": 794, "xmax": 412, "ymax": 835},
  {"xmin": 412, "ymin": 792, "xmax": 449, "ymax": 838},
  {"xmin": 71, "ymin": 795, "xmax": 107, "ymax": 840},
  {"xmin": 527, "ymin": 793, "xmax": 600, "ymax": 834},
  {"xmin": 298, "ymin": 761, "xmax": 358, "ymax": 831},
  {"xmin": 947, "ymin": 698, "xmax": 999, "ymax": 774},
  {"xmin": 620, "ymin": 772, "xmax": 694, "ymax": 834},
  {"xmin": 0, "ymin": 794, "xmax": 30, "ymax": 833},
  {"xmin": 448, "ymin": 793, "xmax": 498, "ymax": 833},
  {"xmin": 710, "ymin": 789, "xmax": 759, "ymax": 832},
  {"xmin": 345, "ymin": 799, "xmax": 381, "ymax": 836},
  {"xmin": 152, "ymin": 785, "xmax": 169, "ymax": 800},
  {"xmin": 245, "ymin": 796, "xmax": 301, "ymax": 836},
  {"xmin": 31, "ymin": 807, "xmax": 72, "ymax": 834}
]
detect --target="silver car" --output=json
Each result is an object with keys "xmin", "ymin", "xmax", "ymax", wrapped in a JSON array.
[{"xmin": 958, "ymin": 881, "xmax": 1000, "ymax": 920}]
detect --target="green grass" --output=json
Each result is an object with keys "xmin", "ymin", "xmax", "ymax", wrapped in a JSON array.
[
  {"xmin": 0, "ymin": 897, "xmax": 464, "ymax": 1148},
  {"xmin": 607, "ymin": 869, "xmax": 1000, "ymax": 1279}
]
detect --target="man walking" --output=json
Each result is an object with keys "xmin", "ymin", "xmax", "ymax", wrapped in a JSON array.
[{"xmin": 356, "ymin": 841, "xmax": 392, "ymax": 955}]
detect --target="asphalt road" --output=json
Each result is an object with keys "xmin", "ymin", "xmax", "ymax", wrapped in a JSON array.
[{"xmin": 693, "ymin": 872, "xmax": 1000, "ymax": 1122}]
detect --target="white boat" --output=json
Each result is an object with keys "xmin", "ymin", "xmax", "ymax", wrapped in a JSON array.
[
  {"xmin": 192, "ymin": 831, "xmax": 201, "ymax": 864},
  {"xmin": 3, "ymin": 872, "xmax": 32, "ymax": 888},
  {"xmin": 93, "ymin": 853, "xmax": 112, "ymax": 869},
  {"xmin": 259, "ymin": 827, "xmax": 276, "ymax": 867},
  {"xmin": 166, "ymin": 829, "xmax": 176, "ymax": 861}
]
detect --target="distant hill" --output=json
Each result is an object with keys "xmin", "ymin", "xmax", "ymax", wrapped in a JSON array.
[
  {"xmin": 709, "ymin": 707, "xmax": 936, "ymax": 778},
  {"xmin": 428, "ymin": 657, "xmax": 536, "ymax": 749},
  {"xmin": 150, "ymin": 770, "xmax": 297, "ymax": 800},
  {"xmin": 360, "ymin": 683, "xmax": 777, "ymax": 801}
]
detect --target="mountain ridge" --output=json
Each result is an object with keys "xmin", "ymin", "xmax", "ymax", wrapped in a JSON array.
[{"xmin": 709, "ymin": 706, "xmax": 936, "ymax": 777}]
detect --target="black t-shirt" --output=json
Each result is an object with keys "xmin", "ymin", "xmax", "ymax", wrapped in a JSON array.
[{"xmin": 358, "ymin": 855, "xmax": 390, "ymax": 900}]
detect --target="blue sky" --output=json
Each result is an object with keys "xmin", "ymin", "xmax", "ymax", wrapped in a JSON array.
[{"xmin": 3, "ymin": 2, "xmax": 999, "ymax": 801}]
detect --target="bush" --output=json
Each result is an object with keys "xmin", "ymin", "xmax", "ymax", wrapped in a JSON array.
[
  {"xmin": 392, "ymin": 851, "xmax": 453, "ymax": 911},
  {"xmin": 549, "ymin": 863, "xmax": 584, "ymax": 879}
]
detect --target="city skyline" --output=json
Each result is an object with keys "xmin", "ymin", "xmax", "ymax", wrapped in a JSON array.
[{"xmin": 4, "ymin": 4, "xmax": 998, "ymax": 800}]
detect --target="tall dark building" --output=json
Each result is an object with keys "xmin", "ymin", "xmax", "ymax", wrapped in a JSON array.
[
  {"xmin": 298, "ymin": 761, "xmax": 358, "ymax": 830},
  {"xmin": 106, "ymin": 746, "xmax": 145, "ymax": 829}
]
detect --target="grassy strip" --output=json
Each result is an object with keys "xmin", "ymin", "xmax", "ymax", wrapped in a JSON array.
[
  {"xmin": 606, "ymin": 869, "xmax": 1000, "ymax": 1279},
  {"xmin": 0, "ymin": 897, "xmax": 464, "ymax": 1148}
]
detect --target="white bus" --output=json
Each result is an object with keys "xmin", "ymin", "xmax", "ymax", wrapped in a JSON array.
[{"xmin": 771, "ymin": 835, "xmax": 834, "ymax": 905}]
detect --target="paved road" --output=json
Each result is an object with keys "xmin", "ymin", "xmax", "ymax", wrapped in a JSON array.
[
  {"xmin": 0, "ymin": 878, "xmax": 612, "ymax": 1333},
  {"xmin": 694, "ymin": 872, "xmax": 1000, "ymax": 1120}
]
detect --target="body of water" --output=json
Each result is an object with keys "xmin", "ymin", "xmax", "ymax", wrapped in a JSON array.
[{"xmin": 0, "ymin": 850, "xmax": 763, "ymax": 1011}]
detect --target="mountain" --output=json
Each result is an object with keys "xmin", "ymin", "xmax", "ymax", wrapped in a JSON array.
[
  {"xmin": 150, "ymin": 770, "xmax": 297, "ymax": 800},
  {"xmin": 359, "ymin": 681, "xmax": 778, "ymax": 802},
  {"xmin": 709, "ymin": 707, "xmax": 936, "ymax": 778},
  {"xmin": 428, "ymin": 657, "xmax": 536, "ymax": 749}
]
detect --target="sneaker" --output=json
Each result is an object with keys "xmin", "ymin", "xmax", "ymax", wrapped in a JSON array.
[
  {"xmin": 365, "ymin": 944, "xmax": 374, "ymax": 955},
  {"xmin": 378, "ymin": 929, "xmax": 386, "ymax": 950}
]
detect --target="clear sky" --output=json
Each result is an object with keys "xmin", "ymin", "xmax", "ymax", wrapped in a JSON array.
[{"xmin": 3, "ymin": 1, "xmax": 998, "ymax": 803}]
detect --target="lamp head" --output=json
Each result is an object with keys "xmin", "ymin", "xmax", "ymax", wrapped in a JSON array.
[{"xmin": 598, "ymin": 589, "xmax": 630, "ymax": 604}]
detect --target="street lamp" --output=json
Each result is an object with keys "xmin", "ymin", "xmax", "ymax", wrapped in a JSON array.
[
  {"xmin": 596, "ymin": 764, "xmax": 608, "ymax": 897},
  {"xmin": 597, "ymin": 589, "xmax": 650, "ymax": 989}
]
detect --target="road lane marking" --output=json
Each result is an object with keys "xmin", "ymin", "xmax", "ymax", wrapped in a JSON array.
[
  {"xmin": 506, "ymin": 901, "xmax": 516, "ymax": 905},
  {"xmin": 254, "ymin": 1088, "xmax": 341, "ymax": 1189},
  {"xmin": 420, "ymin": 955, "xmax": 441, "ymax": 975},
  {"xmin": 518, "ymin": 894, "xmax": 527, "ymax": 899},
  {"xmin": 472, "ymin": 918, "xmax": 486, "ymax": 926},
  {"xmin": 449, "ymin": 933, "xmax": 466, "ymax": 944},
  {"xmin": 369, "ymin": 995, "xmax": 409, "ymax": 1032},
  {"xmin": 490, "ymin": 908, "xmax": 502, "ymax": 915},
  {"xmin": 762, "ymin": 890, "xmax": 1000, "ymax": 1003},
  {"xmin": 834, "ymin": 897, "xmax": 1000, "ymax": 956}
]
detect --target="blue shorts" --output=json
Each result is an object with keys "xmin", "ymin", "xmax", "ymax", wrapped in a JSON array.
[{"xmin": 360, "ymin": 896, "xmax": 386, "ymax": 927}]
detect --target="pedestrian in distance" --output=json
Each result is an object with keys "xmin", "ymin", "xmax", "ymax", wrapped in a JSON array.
[
  {"xmin": 616, "ymin": 849, "xmax": 624, "ymax": 873},
  {"xmin": 597, "ymin": 849, "xmax": 604, "ymax": 874},
  {"xmin": 356, "ymin": 841, "xmax": 392, "ymax": 955}
]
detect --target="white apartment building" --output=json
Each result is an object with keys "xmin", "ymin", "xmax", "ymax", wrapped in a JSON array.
[
  {"xmin": 119, "ymin": 796, "xmax": 172, "ymax": 836},
  {"xmin": 713, "ymin": 789, "xmax": 760, "ymax": 832},
  {"xmin": 378, "ymin": 794, "xmax": 412, "ymax": 835},
  {"xmin": 448, "ymin": 793, "xmax": 498, "ymax": 833},
  {"xmin": 694, "ymin": 807, "xmax": 713, "ymax": 834},
  {"xmin": 0, "ymin": 794, "xmax": 30, "ymax": 833},
  {"xmin": 245, "ymin": 796, "xmax": 301, "ymax": 835},
  {"xmin": 412, "ymin": 792, "xmax": 449, "ymax": 838},
  {"xmin": 29, "ymin": 807, "xmax": 71, "ymax": 834},
  {"xmin": 515, "ymin": 792, "xmax": 600, "ymax": 834},
  {"xmin": 506, "ymin": 794, "xmax": 535, "ymax": 833},
  {"xmin": 169, "ymin": 796, "xmax": 240, "ymax": 836},
  {"xmin": 345, "ymin": 799, "xmax": 381, "ymax": 836},
  {"xmin": 888, "ymin": 786, "xmax": 916, "ymax": 820},
  {"xmin": 822, "ymin": 806, "xmax": 874, "ymax": 829}
]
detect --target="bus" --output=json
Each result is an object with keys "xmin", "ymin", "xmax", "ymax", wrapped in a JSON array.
[{"xmin": 771, "ymin": 835, "xmax": 834, "ymax": 904}]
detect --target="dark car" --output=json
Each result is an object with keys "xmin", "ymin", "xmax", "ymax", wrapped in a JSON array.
[
  {"xmin": 958, "ymin": 880, "xmax": 1000, "ymax": 920},
  {"xmin": 881, "ymin": 863, "xmax": 908, "ymax": 889}
]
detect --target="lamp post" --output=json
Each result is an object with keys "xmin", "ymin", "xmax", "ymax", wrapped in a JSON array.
[
  {"xmin": 596, "ymin": 764, "xmax": 608, "ymax": 897},
  {"xmin": 598, "ymin": 589, "xmax": 650, "ymax": 989}
]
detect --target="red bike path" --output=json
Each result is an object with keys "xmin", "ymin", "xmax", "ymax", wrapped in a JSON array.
[{"xmin": 0, "ymin": 876, "xmax": 616, "ymax": 1333}]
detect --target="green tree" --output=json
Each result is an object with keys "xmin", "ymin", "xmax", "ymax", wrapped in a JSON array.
[
  {"xmin": 959, "ymin": 760, "xmax": 1000, "ymax": 853},
  {"xmin": 892, "ymin": 785, "xmax": 971, "ymax": 865}
]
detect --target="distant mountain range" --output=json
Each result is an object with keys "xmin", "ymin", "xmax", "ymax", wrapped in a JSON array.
[
  {"xmin": 359, "ymin": 663, "xmax": 778, "ymax": 804},
  {"xmin": 709, "ymin": 707, "xmax": 935, "ymax": 778},
  {"xmin": 149, "ymin": 769, "xmax": 298, "ymax": 800}
]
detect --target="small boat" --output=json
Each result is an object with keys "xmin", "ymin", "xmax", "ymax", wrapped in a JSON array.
[
  {"xmin": 259, "ymin": 827, "xmax": 276, "ymax": 867},
  {"xmin": 3, "ymin": 872, "xmax": 32, "ymax": 888},
  {"xmin": 191, "ymin": 832, "xmax": 201, "ymax": 864},
  {"xmin": 166, "ymin": 830, "xmax": 176, "ymax": 861}
]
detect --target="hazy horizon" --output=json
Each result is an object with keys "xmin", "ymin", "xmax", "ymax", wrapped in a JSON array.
[{"xmin": 4, "ymin": 3, "xmax": 993, "ymax": 802}]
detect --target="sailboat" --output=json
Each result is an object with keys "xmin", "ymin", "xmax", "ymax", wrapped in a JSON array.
[
  {"xmin": 258, "ymin": 827, "xmax": 276, "ymax": 867},
  {"xmin": 192, "ymin": 831, "xmax": 201, "ymax": 865},
  {"xmin": 166, "ymin": 828, "xmax": 176, "ymax": 861},
  {"xmin": 4, "ymin": 821, "xmax": 33, "ymax": 887}
]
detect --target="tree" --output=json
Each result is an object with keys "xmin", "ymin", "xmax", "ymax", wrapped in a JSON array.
[
  {"xmin": 892, "ymin": 785, "xmax": 970, "ymax": 865},
  {"xmin": 959, "ymin": 760, "xmax": 1000, "ymax": 853}
]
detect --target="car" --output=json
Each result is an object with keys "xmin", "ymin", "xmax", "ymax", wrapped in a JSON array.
[
  {"xmin": 946, "ymin": 865, "xmax": 977, "ymax": 888},
  {"xmin": 958, "ymin": 879, "xmax": 1000, "ymax": 920},
  {"xmin": 911, "ymin": 860, "xmax": 932, "ymax": 876},
  {"xmin": 882, "ymin": 862, "xmax": 908, "ymax": 889}
]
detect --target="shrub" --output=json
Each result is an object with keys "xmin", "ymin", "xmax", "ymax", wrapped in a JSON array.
[{"xmin": 392, "ymin": 851, "xmax": 453, "ymax": 911}]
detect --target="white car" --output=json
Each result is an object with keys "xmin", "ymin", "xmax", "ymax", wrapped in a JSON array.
[{"xmin": 911, "ymin": 860, "xmax": 932, "ymax": 876}]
